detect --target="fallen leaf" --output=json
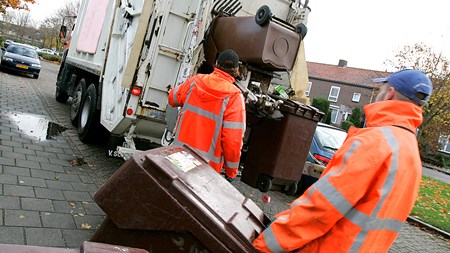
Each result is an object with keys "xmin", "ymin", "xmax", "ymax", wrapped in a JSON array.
[
  {"xmin": 69, "ymin": 202, "xmax": 76, "ymax": 206},
  {"xmin": 81, "ymin": 223, "xmax": 91, "ymax": 229},
  {"xmin": 19, "ymin": 215, "xmax": 25, "ymax": 219}
]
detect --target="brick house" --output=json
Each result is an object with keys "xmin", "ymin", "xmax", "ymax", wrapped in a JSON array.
[{"xmin": 306, "ymin": 60, "xmax": 389, "ymax": 125}]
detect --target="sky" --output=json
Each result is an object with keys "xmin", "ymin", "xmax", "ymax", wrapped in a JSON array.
[{"xmin": 24, "ymin": 0, "xmax": 450, "ymax": 72}]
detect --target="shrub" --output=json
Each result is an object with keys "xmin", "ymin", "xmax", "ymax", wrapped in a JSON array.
[
  {"xmin": 312, "ymin": 97, "xmax": 330, "ymax": 123},
  {"xmin": 340, "ymin": 120, "xmax": 354, "ymax": 132},
  {"xmin": 349, "ymin": 107, "xmax": 364, "ymax": 127},
  {"xmin": 420, "ymin": 150, "xmax": 450, "ymax": 169},
  {"xmin": 39, "ymin": 52, "xmax": 61, "ymax": 62}
]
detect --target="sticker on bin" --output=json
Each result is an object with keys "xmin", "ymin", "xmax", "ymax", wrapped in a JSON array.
[{"xmin": 165, "ymin": 151, "xmax": 202, "ymax": 172}]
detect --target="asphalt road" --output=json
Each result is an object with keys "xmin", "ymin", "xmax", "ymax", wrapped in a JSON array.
[{"xmin": 1, "ymin": 60, "xmax": 448, "ymax": 251}]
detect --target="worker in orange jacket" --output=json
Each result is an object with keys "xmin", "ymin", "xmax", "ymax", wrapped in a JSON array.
[
  {"xmin": 253, "ymin": 69, "xmax": 433, "ymax": 252},
  {"xmin": 168, "ymin": 50, "xmax": 246, "ymax": 181}
]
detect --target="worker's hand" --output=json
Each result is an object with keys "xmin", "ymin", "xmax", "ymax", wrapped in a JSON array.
[{"xmin": 225, "ymin": 175, "xmax": 235, "ymax": 183}]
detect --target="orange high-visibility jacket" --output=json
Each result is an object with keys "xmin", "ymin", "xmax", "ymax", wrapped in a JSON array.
[
  {"xmin": 168, "ymin": 68, "xmax": 246, "ymax": 178},
  {"xmin": 253, "ymin": 100, "xmax": 424, "ymax": 253}
]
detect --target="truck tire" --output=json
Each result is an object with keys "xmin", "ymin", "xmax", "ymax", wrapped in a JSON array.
[
  {"xmin": 78, "ymin": 84, "xmax": 100, "ymax": 143},
  {"xmin": 70, "ymin": 78, "xmax": 87, "ymax": 126},
  {"xmin": 256, "ymin": 174, "xmax": 272, "ymax": 193},
  {"xmin": 55, "ymin": 83, "xmax": 69, "ymax": 102},
  {"xmin": 255, "ymin": 5, "xmax": 271, "ymax": 26},
  {"xmin": 55, "ymin": 70, "xmax": 69, "ymax": 103}
]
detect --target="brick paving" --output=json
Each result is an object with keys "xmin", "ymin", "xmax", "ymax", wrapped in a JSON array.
[{"xmin": 0, "ymin": 61, "xmax": 449, "ymax": 251}]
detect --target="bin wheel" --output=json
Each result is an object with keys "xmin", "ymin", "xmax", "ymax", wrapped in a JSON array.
[
  {"xmin": 296, "ymin": 23, "xmax": 308, "ymax": 38},
  {"xmin": 256, "ymin": 174, "xmax": 272, "ymax": 192},
  {"xmin": 285, "ymin": 182, "xmax": 298, "ymax": 196},
  {"xmin": 255, "ymin": 5, "xmax": 272, "ymax": 26}
]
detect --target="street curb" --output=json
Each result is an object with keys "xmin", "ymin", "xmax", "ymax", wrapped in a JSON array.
[
  {"xmin": 407, "ymin": 216, "xmax": 450, "ymax": 240},
  {"xmin": 423, "ymin": 164, "xmax": 450, "ymax": 176}
]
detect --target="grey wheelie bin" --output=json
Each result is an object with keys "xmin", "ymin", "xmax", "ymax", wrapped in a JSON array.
[
  {"xmin": 241, "ymin": 100, "xmax": 323, "ymax": 194},
  {"xmin": 91, "ymin": 145, "xmax": 270, "ymax": 253}
]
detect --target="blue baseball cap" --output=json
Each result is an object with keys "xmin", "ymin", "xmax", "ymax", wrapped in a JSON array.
[{"xmin": 373, "ymin": 69, "xmax": 433, "ymax": 106}]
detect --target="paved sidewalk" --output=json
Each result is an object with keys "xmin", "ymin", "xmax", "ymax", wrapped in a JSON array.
[
  {"xmin": 0, "ymin": 71, "xmax": 105, "ymax": 247},
  {"xmin": 1, "ymin": 62, "xmax": 449, "ymax": 251}
]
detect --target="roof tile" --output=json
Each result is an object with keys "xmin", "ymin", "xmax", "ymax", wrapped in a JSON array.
[{"xmin": 307, "ymin": 62, "xmax": 390, "ymax": 88}]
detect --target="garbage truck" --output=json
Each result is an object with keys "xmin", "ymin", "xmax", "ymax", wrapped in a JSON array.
[{"xmin": 55, "ymin": 0, "xmax": 313, "ymax": 160}]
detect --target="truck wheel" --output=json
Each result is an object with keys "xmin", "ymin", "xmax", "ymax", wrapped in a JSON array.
[
  {"xmin": 55, "ymin": 67, "xmax": 69, "ymax": 102},
  {"xmin": 55, "ymin": 82, "xmax": 69, "ymax": 102},
  {"xmin": 256, "ymin": 174, "xmax": 272, "ymax": 193},
  {"xmin": 285, "ymin": 182, "xmax": 298, "ymax": 196},
  {"xmin": 255, "ymin": 5, "xmax": 272, "ymax": 26},
  {"xmin": 78, "ymin": 84, "xmax": 99, "ymax": 143},
  {"xmin": 296, "ymin": 23, "xmax": 308, "ymax": 39},
  {"xmin": 70, "ymin": 78, "xmax": 87, "ymax": 126}
]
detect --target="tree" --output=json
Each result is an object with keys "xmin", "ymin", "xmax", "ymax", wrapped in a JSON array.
[
  {"xmin": 348, "ymin": 107, "xmax": 364, "ymax": 128},
  {"xmin": 385, "ymin": 43, "xmax": 450, "ymax": 152},
  {"xmin": 0, "ymin": 0, "xmax": 35, "ymax": 14},
  {"xmin": 39, "ymin": 0, "xmax": 78, "ymax": 50},
  {"xmin": 311, "ymin": 97, "xmax": 330, "ymax": 123}
]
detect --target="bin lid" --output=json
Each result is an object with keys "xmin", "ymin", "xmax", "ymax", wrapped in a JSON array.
[{"xmin": 143, "ymin": 146, "xmax": 269, "ymax": 240}]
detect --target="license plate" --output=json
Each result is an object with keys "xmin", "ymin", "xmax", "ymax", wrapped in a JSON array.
[{"xmin": 16, "ymin": 64, "xmax": 29, "ymax": 69}]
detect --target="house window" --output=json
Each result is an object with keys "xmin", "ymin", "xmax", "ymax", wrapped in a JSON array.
[
  {"xmin": 352, "ymin": 93, "xmax": 361, "ymax": 102},
  {"xmin": 305, "ymin": 81, "xmax": 312, "ymax": 97},
  {"xmin": 328, "ymin": 86, "xmax": 340, "ymax": 102},
  {"xmin": 343, "ymin": 112, "xmax": 351, "ymax": 121},
  {"xmin": 329, "ymin": 105, "xmax": 339, "ymax": 124},
  {"xmin": 439, "ymin": 135, "xmax": 450, "ymax": 154}
]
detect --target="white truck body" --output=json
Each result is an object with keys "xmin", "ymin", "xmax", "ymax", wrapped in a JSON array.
[{"xmin": 57, "ymin": 0, "xmax": 309, "ymax": 157}]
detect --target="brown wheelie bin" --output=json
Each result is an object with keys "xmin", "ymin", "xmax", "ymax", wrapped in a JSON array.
[
  {"xmin": 241, "ymin": 100, "xmax": 323, "ymax": 195},
  {"xmin": 91, "ymin": 145, "xmax": 270, "ymax": 253}
]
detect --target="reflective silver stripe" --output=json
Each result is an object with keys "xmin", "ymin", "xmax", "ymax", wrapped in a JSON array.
[
  {"xmin": 291, "ymin": 141, "xmax": 361, "ymax": 208},
  {"xmin": 183, "ymin": 102, "xmax": 217, "ymax": 120},
  {"xmin": 276, "ymin": 215, "xmax": 289, "ymax": 221},
  {"xmin": 349, "ymin": 127, "xmax": 401, "ymax": 252},
  {"xmin": 172, "ymin": 84, "xmax": 182, "ymax": 106},
  {"xmin": 263, "ymin": 226, "xmax": 286, "ymax": 253},
  {"xmin": 224, "ymin": 160, "xmax": 239, "ymax": 169},
  {"xmin": 223, "ymin": 121, "xmax": 245, "ymax": 129}
]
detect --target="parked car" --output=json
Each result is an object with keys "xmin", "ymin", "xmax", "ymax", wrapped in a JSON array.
[
  {"xmin": 0, "ymin": 42, "xmax": 41, "ymax": 78},
  {"xmin": 3, "ymin": 39, "xmax": 13, "ymax": 48},
  {"xmin": 307, "ymin": 122, "xmax": 348, "ymax": 166},
  {"xmin": 297, "ymin": 123, "xmax": 348, "ymax": 195},
  {"xmin": 39, "ymin": 48, "xmax": 58, "ymax": 55}
]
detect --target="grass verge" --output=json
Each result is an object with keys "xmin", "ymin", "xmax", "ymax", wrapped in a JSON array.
[{"xmin": 411, "ymin": 176, "xmax": 450, "ymax": 233}]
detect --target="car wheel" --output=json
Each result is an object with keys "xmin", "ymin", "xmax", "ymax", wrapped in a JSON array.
[
  {"xmin": 70, "ymin": 78, "xmax": 87, "ymax": 126},
  {"xmin": 78, "ymin": 84, "xmax": 100, "ymax": 143},
  {"xmin": 33, "ymin": 74, "xmax": 39, "ymax": 79},
  {"xmin": 296, "ymin": 23, "xmax": 308, "ymax": 39},
  {"xmin": 256, "ymin": 174, "xmax": 272, "ymax": 193},
  {"xmin": 255, "ymin": 5, "xmax": 272, "ymax": 26},
  {"xmin": 285, "ymin": 181, "xmax": 298, "ymax": 196}
]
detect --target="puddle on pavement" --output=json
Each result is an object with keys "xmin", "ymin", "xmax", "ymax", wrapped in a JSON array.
[{"xmin": 8, "ymin": 112, "xmax": 67, "ymax": 141}]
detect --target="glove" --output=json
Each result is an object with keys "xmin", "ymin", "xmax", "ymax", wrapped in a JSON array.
[{"xmin": 225, "ymin": 175, "xmax": 235, "ymax": 183}]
